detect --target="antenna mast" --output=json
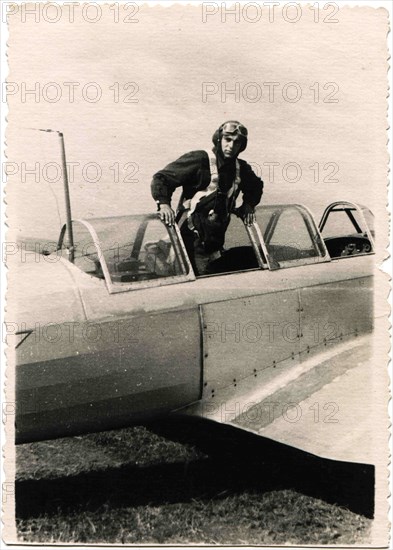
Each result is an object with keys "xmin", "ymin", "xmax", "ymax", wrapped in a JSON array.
[{"xmin": 30, "ymin": 128, "xmax": 75, "ymax": 262}]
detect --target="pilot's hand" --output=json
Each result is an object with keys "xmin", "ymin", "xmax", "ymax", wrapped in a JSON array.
[
  {"xmin": 234, "ymin": 203, "xmax": 256, "ymax": 226},
  {"xmin": 244, "ymin": 211, "xmax": 256, "ymax": 226},
  {"xmin": 158, "ymin": 204, "xmax": 175, "ymax": 226}
]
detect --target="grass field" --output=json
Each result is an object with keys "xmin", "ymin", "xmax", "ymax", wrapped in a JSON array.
[{"xmin": 16, "ymin": 424, "xmax": 372, "ymax": 545}]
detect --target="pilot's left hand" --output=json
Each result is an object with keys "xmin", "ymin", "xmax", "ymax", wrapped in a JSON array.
[
  {"xmin": 234, "ymin": 203, "xmax": 256, "ymax": 226},
  {"xmin": 244, "ymin": 211, "xmax": 256, "ymax": 226}
]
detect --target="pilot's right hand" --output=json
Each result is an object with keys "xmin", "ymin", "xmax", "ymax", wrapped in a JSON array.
[{"xmin": 158, "ymin": 204, "xmax": 175, "ymax": 226}]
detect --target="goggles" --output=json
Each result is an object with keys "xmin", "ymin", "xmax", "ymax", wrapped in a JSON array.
[{"xmin": 220, "ymin": 121, "xmax": 248, "ymax": 138}]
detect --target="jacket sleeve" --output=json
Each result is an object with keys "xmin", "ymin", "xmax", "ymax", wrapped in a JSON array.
[
  {"xmin": 239, "ymin": 160, "xmax": 264, "ymax": 208},
  {"xmin": 151, "ymin": 150, "xmax": 209, "ymax": 206}
]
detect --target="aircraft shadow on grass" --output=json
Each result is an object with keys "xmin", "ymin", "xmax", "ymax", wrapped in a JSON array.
[{"xmin": 16, "ymin": 417, "xmax": 374, "ymax": 520}]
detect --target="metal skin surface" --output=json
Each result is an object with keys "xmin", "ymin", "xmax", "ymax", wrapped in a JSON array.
[
  {"xmin": 12, "ymin": 202, "xmax": 375, "ymax": 465},
  {"xmin": 180, "ymin": 266, "xmax": 374, "ymax": 464},
  {"xmin": 16, "ymin": 308, "xmax": 202, "ymax": 442},
  {"xmin": 185, "ymin": 334, "xmax": 374, "ymax": 464},
  {"xmin": 199, "ymin": 275, "xmax": 372, "ymax": 396}
]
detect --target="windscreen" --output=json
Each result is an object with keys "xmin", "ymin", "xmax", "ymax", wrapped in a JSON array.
[
  {"xmin": 66, "ymin": 216, "xmax": 188, "ymax": 284},
  {"xmin": 256, "ymin": 205, "xmax": 326, "ymax": 265},
  {"xmin": 320, "ymin": 203, "xmax": 375, "ymax": 239}
]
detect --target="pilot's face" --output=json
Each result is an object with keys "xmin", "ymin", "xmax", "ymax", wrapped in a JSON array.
[{"xmin": 221, "ymin": 134, "xmax": 242, "ymax": 159}]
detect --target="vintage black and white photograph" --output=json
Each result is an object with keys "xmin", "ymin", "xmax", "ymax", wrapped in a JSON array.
[{"xmin": 1, "ymin": 0, "xmax": 391, "ymax": 546}]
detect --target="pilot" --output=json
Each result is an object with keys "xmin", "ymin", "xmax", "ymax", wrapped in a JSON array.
[{"xmin": 151, "ymin": 121, "xmax": 263, "ymax": 273}]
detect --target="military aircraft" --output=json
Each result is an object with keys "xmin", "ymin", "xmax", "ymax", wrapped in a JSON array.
[{"xmin": 7, "ymin": 132, "xmax": 377, "ymax": 468}]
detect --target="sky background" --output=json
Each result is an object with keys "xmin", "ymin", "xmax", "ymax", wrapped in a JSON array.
[{"xmin": 5, "ymin": 2, "xmax": 389, "ymax": 242}]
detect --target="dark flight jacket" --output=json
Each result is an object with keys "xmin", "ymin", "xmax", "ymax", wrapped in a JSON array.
[{"xmin": 151, "ymin": 150, "xmax": 263, "ymax": 209}]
